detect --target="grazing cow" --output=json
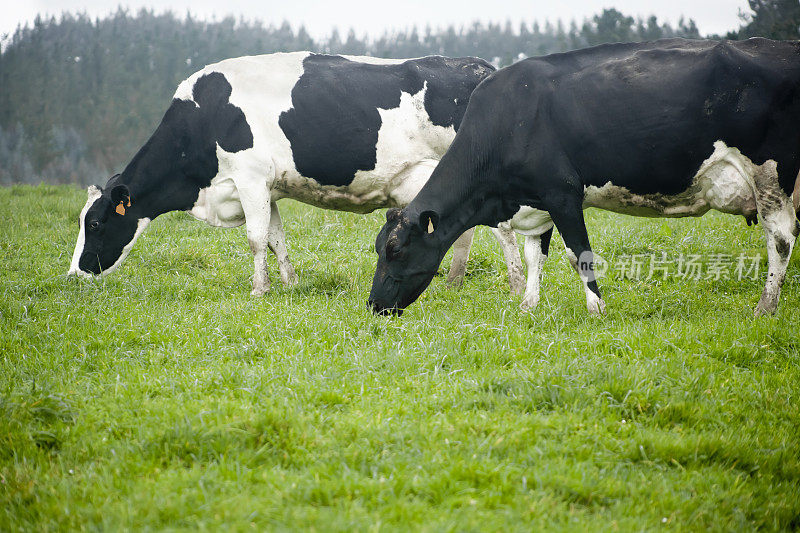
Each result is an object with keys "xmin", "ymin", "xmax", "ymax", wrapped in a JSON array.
[
  {"xmin": 67, "ymin": 52, "xmax": 524, "ymax": 295},
  {"xmin": 369, "ymin": 38, "xmax": 800, "ymax": 316}
]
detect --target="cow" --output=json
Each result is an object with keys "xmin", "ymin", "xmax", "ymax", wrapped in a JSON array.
[
  {"xmin": 369, "ymin": 38, "xmax": 800, "ymax": 317},
  {"xmin": 67, "ymin": 52, "xmax": 525, "ymax": 295}
]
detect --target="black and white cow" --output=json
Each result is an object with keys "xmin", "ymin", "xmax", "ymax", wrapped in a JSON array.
[
  {"xmin": 369, "ymin": 38, "xmax": 800, "ymax": 316},
  {"xmin": 68, "ymin": 52, "xmax": 525, "ymax": 294}
]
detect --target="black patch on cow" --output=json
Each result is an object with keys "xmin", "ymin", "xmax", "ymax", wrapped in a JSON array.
[
  {"xmin": 192, "ymin": 72, "xmax": 254, "ymax": 153},
  {"xmin": 278, "ymin": 54, "xmax": 493, "ymax": 187}
]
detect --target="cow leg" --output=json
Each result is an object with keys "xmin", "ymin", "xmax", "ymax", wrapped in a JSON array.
[
  {"xmin": 753, "ymin": 161, "xmax": 799, "ymax": 316},
  {"xmin": 267, "ymin": 202, "xmax": 299, "ymax": 286},
  {"xmin": 547, "ymin": 197, "xmax": 606, "ymax": 314},
  {"xmin": 491, "ymin": 225, "xmax": 525, "ymax": 296},
  {"xmin": 445, "ymin": 227, "xmax": 475, "ymax": 288},
  {"xmin": 520, "ymin": 228, "xmax": 553, "ymax": 311},
  {"xmin": 446, "ymin": 226, "xmax": 524, "ymax": 295},
  {"xmin": 236, "ymin": 180, "xmax": 272, "ymax": 296}
]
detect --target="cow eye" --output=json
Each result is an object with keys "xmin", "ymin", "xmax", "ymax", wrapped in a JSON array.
[{"xmin": 89, "ymin": 220, "xmax": 100, "ymax": 231}]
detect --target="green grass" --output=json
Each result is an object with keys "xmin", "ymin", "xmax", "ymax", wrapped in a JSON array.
[{"xmin": 1, "ymin": 184, "xmax": 799, "ymax": 531}]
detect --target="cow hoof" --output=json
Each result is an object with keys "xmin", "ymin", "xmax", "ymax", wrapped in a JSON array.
[
  {"xmin": 587, "ymin": 297, "xmax": 606, "ymax": 315},
  {"xmin": 251, "ymin": 285, "xmax": 270, "ymax": 296},
  {"xmin": 283, "ymin": 273, "xmax": 300, "ymax": 287},
  {"xmin": 519, "ymin": 297, "xmax": 539, "ymax": 312},
  {"xmin": 754, "ymin": 292, "xmax": 779, "ymax": 317},
  {"xmin": 754, "ymin": 302, "xmax": 777, "ymax": 317},
  {"xmin": 445, "ymin": 275, "xmax": 465, "ymax": 288}
]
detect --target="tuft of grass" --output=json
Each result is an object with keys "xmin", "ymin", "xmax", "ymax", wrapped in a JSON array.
[{"xmin": 1, "ymin": 184, "xmax": 799, "ymax": 531}]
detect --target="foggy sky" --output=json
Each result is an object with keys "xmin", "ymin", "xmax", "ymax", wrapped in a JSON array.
[{"xmin": 2, "ymin": 0, "xmax": 752, "ymax": 43}]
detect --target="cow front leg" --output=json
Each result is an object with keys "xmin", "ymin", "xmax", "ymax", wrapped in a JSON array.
[
  {"xmin": 548, "ymin": 196, "xmax": 605, "ymax": 314},
  {"xmin": 445, "ymin": 227, "xmax": 475, "ymax": 288},
  {"xmin": 520, "ymin": 228, "xmax": 553, "ymax": 311},
  {"xmin": 268, "ymin": 202, "xmax": 299, "ymax": 286},
  {"xmin": 753, "ymin": 161, "xmax": 799, "ymax": 316},
  {"xmin": 491, "ymin": 225, "xmax": 525, "ymax": 296}
]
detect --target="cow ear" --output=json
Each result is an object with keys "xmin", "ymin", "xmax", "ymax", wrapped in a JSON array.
[
  {"xmin": 111, "ymin": 184, "xmax": 131, "ymax": 215},
  {"xmin": 419, "ymin": 210, "xmax": 439, "ymax": 234},
  {"xmin": 386, "ymin": 208, "xmax": 402, "ymax": 223},
  {"xmin": 111, "ymin": 184, "xmax": 130, "ymax": 204}
]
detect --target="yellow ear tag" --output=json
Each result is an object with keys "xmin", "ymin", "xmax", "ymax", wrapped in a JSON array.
[
  {"xmin": 427, "ymin": 219, "xmax": 434, "ymax": 234},
  {"xmin": 116, "ymin": 202, "xmax": 126, "ymax": 216}
]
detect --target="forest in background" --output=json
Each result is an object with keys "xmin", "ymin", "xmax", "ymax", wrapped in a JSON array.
[{"xmin": 0, "ymin": 0, "xmax": 798, "ymax": 186}]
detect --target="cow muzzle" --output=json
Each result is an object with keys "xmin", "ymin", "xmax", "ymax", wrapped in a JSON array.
[
  {"xmin": 368, "ymin": 299, "xmax": 404, "ymax": 317},
  {"xmin": 76, "ymin": 252, "xmax": 103, "ymax": 275}
]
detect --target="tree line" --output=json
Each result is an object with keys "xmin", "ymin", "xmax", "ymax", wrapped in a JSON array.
[{"xmin": 0, "ymin": 0, "xmax": 797, "ymax": 185}]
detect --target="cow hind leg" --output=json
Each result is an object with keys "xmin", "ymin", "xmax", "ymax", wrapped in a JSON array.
[
  {"xmin": 235, "ymin": 177, "xmax": 272, "ymax": 296},
  {"xmin": 247, "ymin": 223, "xmax": 270, "ymax": 296},
  {"xmin": 267, "ymin": 202, "xmax": 299, "ymax": 286},
  {"xmin": 445, "ymin": 227, "xmax": 475, "ymax": 288},
  {"xmin": 753, "ymin": 161, "xmax": 799, "ymax": 316},
  {"xmin": 547, "ymin": 195, "xmax": 606, "ymax": 314},
  {"xmin": 445, "ymin": 225, "xmax": 525, "ymax": 296},
  {"xmin": 491, "ymin": 226, "xmax": 525, "ymax": 296},
  {"xmin": 520, "ymin": 228, "xmax": 553, "ymax": 311}
]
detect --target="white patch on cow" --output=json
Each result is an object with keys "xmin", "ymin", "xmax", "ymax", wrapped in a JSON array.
[
  {"xmin": 508, "ymin": 206, "xmax": 554, "ymax": 236},
  {"xmin": 99, "ymin": 218, "xmax": 151, "ymax": 277},
  {"xmin": 360, "ymin": 83, "xmax": 455, "ymax": 186},
  {"xmin": 387, "ymin": 159, "xmax": 439, "ymax": 206},
  {"xmin": 188, "ymin": 145, "xmax": 249, "ymax": 227},
  {"xmin": 583, "ymin": 141, "xmax": 759, "ymax": 218},
  {"xmin": 175, "ymin": 52, "xmax": 312, "ymax": 103},
  {"xmin": 341, "ymin": 55, "xmax": 409, "ymax": 65},
  {"xmin": 67, "ymin": 185, "xmax": 102, "ymax": 277}
]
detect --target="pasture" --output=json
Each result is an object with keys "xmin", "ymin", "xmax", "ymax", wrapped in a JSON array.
[{"xmin": 1, "ymin": 184, "xmax": 799, "ymax": 530}]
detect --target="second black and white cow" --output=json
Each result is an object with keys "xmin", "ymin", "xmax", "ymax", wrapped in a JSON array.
[
  {"xmin": 369, "ymin": 38, "xmax": 800, "ymax": 316},
  {"xmin": 68, "ymin": 52, "xmax": 525, "ymax": 294}
]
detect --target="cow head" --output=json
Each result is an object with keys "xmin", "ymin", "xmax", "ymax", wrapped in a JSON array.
[
  {"xmin": 368, "ymin": 207, "xmax": 445, "ymax": 315},
  {"xmin": 68, "ymin": 181, "xmax": 150, "ymax": 277},
  {"xmin": 67, "ymin": 71, "xmax": 254, "ymax": 279}
]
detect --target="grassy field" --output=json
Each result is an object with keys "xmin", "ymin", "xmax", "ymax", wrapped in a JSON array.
[{"xmin": 1, "ymin": 184, "xmax": 799, "ymax": 531}]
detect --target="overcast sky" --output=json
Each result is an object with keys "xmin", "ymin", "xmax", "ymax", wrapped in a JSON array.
[{"xmin": 2, "ymin": 0, "xmax": 752, "ymax": 43}]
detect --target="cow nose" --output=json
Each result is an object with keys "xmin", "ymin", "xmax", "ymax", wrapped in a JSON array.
[
  {"xmin": 368, "ymin": 299, "xmax": 402, "ymax": 317},
  {"xmin": 78, "ymin": 253, "xmax": 102, "ymax": 275}
]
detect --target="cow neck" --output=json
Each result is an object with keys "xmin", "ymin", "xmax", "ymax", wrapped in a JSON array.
[
  {"xmin": 410, "ymin": 171, "xmax": 494, "ymax": 252},
  {"xmin": 115, "ymin": 166, "xmax": 168, "ymax": 220}
]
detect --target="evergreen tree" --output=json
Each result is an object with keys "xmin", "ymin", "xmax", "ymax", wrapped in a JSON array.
[
  {"xmin": 0, "ymin": 8, "xmax": 708, "ymax": 184},
  {"xmin": 737, "ymin": 0, "xmax": 800, "ymax": 39}
]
